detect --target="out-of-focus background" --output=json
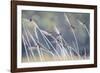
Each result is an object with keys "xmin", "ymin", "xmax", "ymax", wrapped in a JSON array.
[{"xmin": 0, "ymin": 0, "xmax": 99, "ymax": 73}]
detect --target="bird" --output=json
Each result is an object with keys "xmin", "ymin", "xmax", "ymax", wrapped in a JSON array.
[{"xmin": 71, "ymin": 25, "xmax": 75, "ymax": 30}]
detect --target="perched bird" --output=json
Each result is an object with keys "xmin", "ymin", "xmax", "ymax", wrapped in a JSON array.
[{"xmin": 71, "ymin": 25, "xmax": 75, "ymax": 30}]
